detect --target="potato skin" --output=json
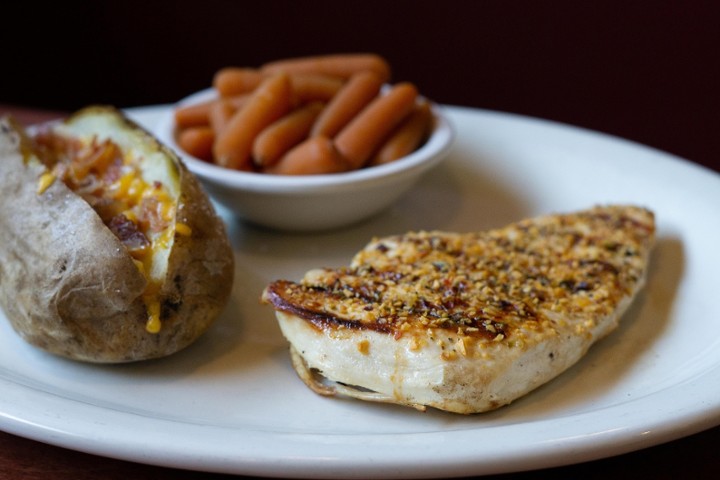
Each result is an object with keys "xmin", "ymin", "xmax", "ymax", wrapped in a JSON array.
[{"xmin": 0, "ymin": 111, "xmax": 234, "ymax": 363}]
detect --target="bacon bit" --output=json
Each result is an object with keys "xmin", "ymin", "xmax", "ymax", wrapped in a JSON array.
[
  {"xmin": 69, "ymin": 139, "xmax": 121, "ymax": 181},
  {"xmin": 107, "ymin": 214, "xmax": 150, "ymax": 255}
]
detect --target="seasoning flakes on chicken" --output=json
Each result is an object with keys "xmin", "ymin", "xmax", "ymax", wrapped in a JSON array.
[{"xmin": 261, "ymin": 205, "xmax": 656, "ymax": 414}]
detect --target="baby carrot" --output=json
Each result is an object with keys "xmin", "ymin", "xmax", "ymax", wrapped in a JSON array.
[
  {"xmin": 213, "ymin": 73, "xmax": 293, "ymax": 171},
  {"xmin": 252, "ymin": 102, "xmax": 324, "ymax": 168},
  {"xmin": 268, "ymin": 136, "xmax": 349, "ymax": 175},
  {"xmin": 175, "ymin": 100, "xmax": 214, "ymax": 129},
  {"xmin": 177, "ymin": 126, "xmax": 215, "ymax": 163},
  {"xmin": 310, "ymin": 70, "xmax": 383, "ymax": 138},
  {"xmin": 334, "ymin": 82, "xmax": 418, "ymax": 169},
  {"xmin": 260, "ymin": 53, "xmax": 392, "ymax": 83},
  {"xmin": 213, "ymin": 67, "xmax": 265, "ymax": 97},
  {"xmin": 208, "ymin": 98, "xmax": 237, "ymax": 136},
  {"xmin": 174, "ymin": 94, "xmax": 250, "ymax": 130},
  {"xmin": 289, "ymin": 73, "xmax": 344, "ymax": 103},
  {"xmin": 226, "ymin": 93, "xmax": 252, "ymax": 110},
  {"xmin": 369, "ymin": 100, "xmax": 433, "ymax": 166}
]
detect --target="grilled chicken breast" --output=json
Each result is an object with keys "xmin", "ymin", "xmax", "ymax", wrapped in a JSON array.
[{"xmin": 261, "ymin": 205, "xmax": 656, "ymax": 414}]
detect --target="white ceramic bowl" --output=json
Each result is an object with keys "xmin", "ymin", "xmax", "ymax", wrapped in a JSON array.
[{"xmin": 155, "ymin": 88, "xmax": 454, "ymax": 231}]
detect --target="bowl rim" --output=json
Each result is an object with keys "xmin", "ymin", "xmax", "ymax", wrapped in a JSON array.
[{"xmin": 156, "ymin": 88, "xmax": 455, "ymax": 194}]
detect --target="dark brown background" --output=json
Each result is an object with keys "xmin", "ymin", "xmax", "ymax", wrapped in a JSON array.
[
  {"xmin": 2, "ymin": 1, "xmax": 719, "ymax": 169},
  {"xmin": 1, "ymin": 1, "xmax": 720, "ymax": 479}
]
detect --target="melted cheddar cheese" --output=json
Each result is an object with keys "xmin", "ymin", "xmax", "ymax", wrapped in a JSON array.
[{"xmin": 32, "ymin": 130, "xmax": 190, "ymax": 333}]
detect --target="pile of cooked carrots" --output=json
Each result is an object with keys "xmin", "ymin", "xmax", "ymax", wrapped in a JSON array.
[{"xmin": 173, "ymin": 53, "xmax": 434, "ymax": 175}]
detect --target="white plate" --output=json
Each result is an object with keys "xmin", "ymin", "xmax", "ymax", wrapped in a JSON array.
[{"xmin": 2, "ymin": 104, "xmax": 720, "ymax": 479}]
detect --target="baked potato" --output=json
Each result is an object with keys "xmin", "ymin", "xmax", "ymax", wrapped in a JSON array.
[{"xmin": 0, "ymin": 106, "xmax": 234, "ymax": 363}]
